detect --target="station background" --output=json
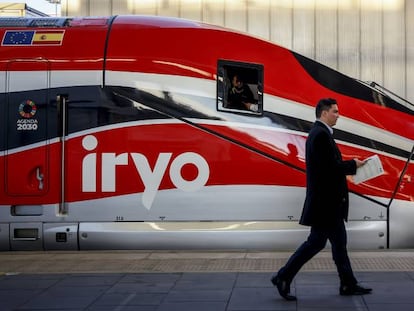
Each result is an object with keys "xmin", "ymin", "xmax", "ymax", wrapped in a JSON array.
[{"xmin": 61, "ymin": 0, "xmax": 414, "ymax": 104}]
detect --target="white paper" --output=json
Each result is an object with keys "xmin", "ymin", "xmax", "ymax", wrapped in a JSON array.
[{"xmin": 353, "ymin": 154, "xmax": 384, "ymax": 184}]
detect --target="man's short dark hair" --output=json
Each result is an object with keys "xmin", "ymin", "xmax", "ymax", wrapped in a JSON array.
[{"xmin": 315, "ymin": 98, "xmax": 337, "ymax": 118}]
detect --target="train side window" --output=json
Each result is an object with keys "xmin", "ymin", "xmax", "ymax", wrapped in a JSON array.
[{"xmin": 217, "ymin": 60, "xmax": 263, "ymax": 116}]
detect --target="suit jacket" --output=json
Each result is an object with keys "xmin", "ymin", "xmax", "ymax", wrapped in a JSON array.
[{"xmin": 299, "ymin": 121, "xmax": 357, "ymax": 227}]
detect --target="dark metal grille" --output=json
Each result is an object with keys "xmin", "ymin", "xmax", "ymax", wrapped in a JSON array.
[{"xmin": 0, "ymin": 18, "xmax": 68, "ymax": 28}]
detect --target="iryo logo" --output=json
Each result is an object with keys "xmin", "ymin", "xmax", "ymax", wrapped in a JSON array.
[{"xmin": 81, "ymin": 135, "xmax": 210, "ymax": 209}]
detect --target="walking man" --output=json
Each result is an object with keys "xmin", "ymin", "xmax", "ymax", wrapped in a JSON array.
[{"xmin": 272, "ymin": 98, "xmax": 372, "ymax": 301}]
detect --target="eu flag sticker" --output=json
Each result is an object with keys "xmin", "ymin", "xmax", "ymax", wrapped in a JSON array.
[{"xmin": 2, "ymin": 31, "xmax": 35, "ymax": 45}]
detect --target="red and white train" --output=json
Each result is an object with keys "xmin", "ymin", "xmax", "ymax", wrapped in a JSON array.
[{"xmin": 0, "ymin": 15, "xmax": 413, "ymax": 251}]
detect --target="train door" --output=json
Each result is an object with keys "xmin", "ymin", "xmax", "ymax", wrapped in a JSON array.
[
  {"xmin": 6, "ymin": 61, "xmax": 49, "ymax": 197},
  {"xmin": 5, "ymin": 60, "xmax": 51, "ymax": 250}
]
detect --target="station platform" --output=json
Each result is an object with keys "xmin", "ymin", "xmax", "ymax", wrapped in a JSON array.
[{"xmin": 1, "ymin": 250, "xmax": 414, "ymax": 310}]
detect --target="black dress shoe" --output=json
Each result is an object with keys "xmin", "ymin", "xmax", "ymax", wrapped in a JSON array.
[
  {"xmin": 340, "ymin": 284, "xmax": 372, "ymax": 296},
  {"xmin": 271, "ymin": 274, "xmax": 297, "ymax": 301}
]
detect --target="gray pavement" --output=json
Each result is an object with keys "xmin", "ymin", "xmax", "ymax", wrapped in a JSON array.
[
  {"xmin": 1, "ymin": 250, "xmax": 414, "ymax": 310},
  {"xmin": 1, "ymin": 270, "xmax": 414, "ymax": 310}
]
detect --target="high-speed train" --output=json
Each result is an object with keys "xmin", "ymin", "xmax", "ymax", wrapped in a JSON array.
[{"xmin": 0, "ymin": 15, "xmax": 413, "ymax": 251}]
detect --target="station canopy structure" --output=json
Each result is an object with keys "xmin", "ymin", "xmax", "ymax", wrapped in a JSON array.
[{"xmin": 0, "ymin": 2, "xmax": 49, "ymax": 17}]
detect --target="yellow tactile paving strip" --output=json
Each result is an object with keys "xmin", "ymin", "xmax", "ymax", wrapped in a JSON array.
[{"xmin": 1, "ymin": 250, "xmax": 414, "ymax": 274}]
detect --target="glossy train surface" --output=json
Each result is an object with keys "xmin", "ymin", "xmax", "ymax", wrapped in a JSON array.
[{"xmin": 0, "ymin": 15, "xmax": 413, "ymax": 251}]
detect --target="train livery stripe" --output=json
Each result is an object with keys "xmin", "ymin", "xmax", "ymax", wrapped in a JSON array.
[
  {"xmin": 107, "ymin": 71, "xmax": 413, "ymax": 153},
  {"xmin": 1, "ymin": 66, "xmax": 411, "ymax": 153},
  {"xmin": 0, "ymin": 69, "xmax": 412, "ymax": 162}
]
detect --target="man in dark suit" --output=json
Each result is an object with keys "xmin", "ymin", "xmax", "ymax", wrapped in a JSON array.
[{"xmin": 271, "ymin": 98, "xmax": 372, "ymax": 301}]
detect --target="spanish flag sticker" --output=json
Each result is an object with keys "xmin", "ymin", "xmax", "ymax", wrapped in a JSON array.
[{"xmin": 32, "ymin": 30, "xmax": 65, "ymax": 45}]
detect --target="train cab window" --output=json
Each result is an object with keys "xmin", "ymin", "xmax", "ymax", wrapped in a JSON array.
[{"xmin": 217, "ymin": 60, "xmax": 263, "ymax": 116}]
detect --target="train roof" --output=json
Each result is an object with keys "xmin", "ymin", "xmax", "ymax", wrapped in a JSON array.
[{"xmin": 0, "ymin": 15, "xmax": 226, "ymax": 31}]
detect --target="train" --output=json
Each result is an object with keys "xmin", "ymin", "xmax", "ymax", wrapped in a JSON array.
[{"xmin": 0, "ymin": 15, "xmax": 413, "ymax": 251}]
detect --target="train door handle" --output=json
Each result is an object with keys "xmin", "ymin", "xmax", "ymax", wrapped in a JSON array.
[{"xmin": 36, "ymin": 167, "xmax": 44, "ymax": 190}]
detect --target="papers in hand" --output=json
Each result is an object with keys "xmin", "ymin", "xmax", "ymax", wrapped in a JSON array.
[{"xmin": 353, "ymin": 154, "xmax": 384, "ymax": 184}]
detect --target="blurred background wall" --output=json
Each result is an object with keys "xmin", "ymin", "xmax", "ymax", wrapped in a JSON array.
[{"xmin": 60, "ymin": 0, "xmax": 414, "ymax": 103}]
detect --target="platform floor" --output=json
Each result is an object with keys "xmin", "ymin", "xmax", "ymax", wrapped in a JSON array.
[{"xmin": 1, "ymin": 250, "xmax": 414, "ymax": 310}]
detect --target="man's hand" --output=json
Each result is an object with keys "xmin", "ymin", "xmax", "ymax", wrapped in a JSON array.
[{"xmin": 354, "ymin": 158, "xmax": 367, "ymax": 168}]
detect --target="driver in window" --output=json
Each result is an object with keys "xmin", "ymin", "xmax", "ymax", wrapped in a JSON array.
[{"xmin": 227, "ymin": 74, "xmax": 258, "ymax": 112}]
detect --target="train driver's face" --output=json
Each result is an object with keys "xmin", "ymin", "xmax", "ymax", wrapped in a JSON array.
[
  {"xmin": 322, "ymin": 104, "xmax": 339, "ymax": 127},
  {"xmin": 232, "ymin": 76, "xmax": 242, "ymax": 87}
]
